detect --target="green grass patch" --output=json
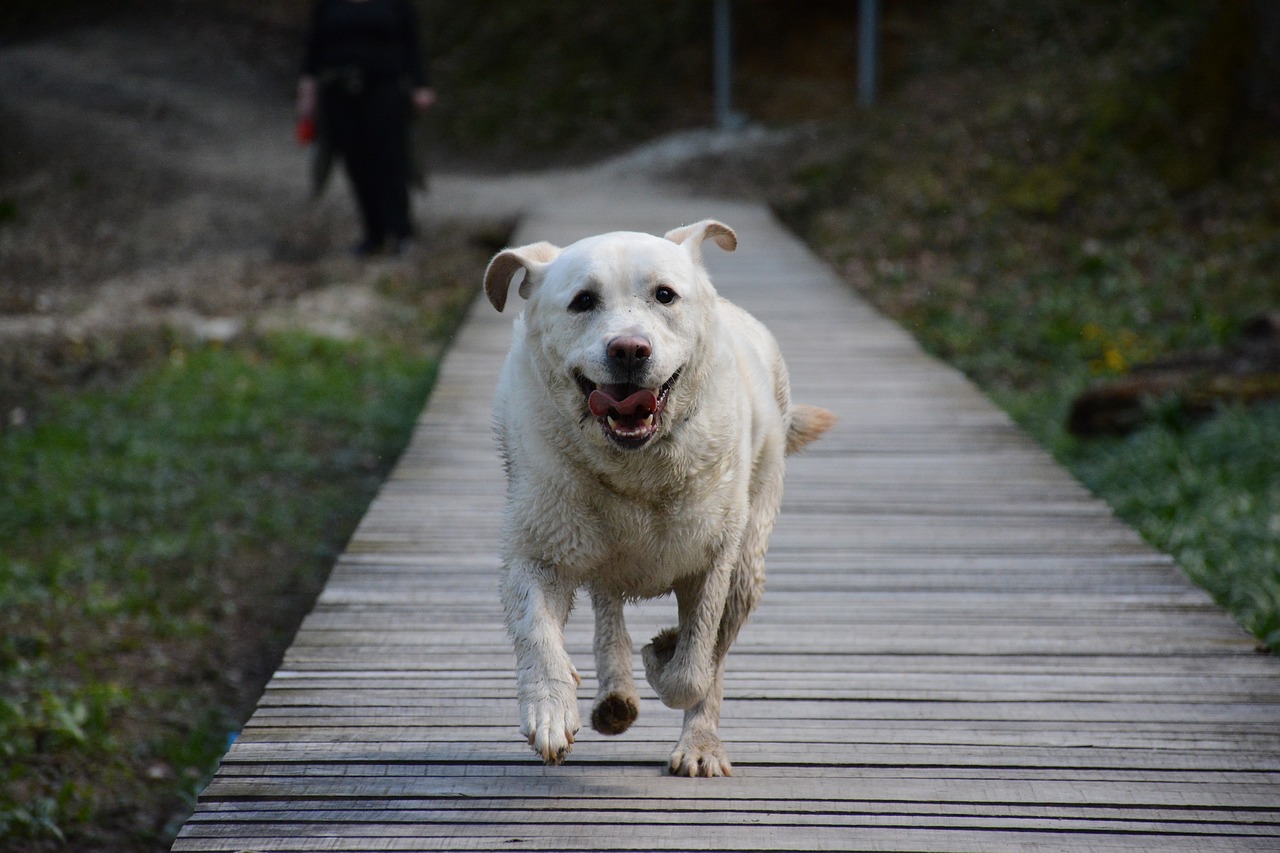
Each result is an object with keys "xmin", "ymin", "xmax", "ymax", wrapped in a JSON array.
[
  {"xmin": 1, "ymin": 332, "xmax": 441, "ymax": 844},
  {"xmin": 776, "ymin": 0, "xmax": 1279, "ymax": 651},
  {"xmin": 1067, "ymin": 403, "xmax": 1280, "ymax": 650}
]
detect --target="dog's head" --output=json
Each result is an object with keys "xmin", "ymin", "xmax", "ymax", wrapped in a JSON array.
[{"xmin": 486, "ymin": 220, "xmax": 737, "ymax": 451}]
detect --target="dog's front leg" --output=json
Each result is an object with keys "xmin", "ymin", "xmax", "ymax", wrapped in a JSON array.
[
  {"xmin": 501, "ymin": 560, "xmax": 580, "ymax": 764},
  {"xmin": 590, "ymin": 592, "xmax": 640, "ymax": 735}
]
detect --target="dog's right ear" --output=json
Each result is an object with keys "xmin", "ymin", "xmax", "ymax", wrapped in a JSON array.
[
  {"xmin": 484, "ymin": 242, "xmax": 561, "ymax": 312},
  {"xmin": 663, "ymin": 220, "xmax": 737, "ymax": 264}
]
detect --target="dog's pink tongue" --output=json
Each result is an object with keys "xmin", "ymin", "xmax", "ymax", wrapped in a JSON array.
[{"xmin": 588, "ymin": 388, "xmax": 658, "ymax": 418}]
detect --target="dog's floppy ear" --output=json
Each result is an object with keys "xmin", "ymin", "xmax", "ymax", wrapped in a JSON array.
[
  {"xmin": 663, "ymin": 219, "xmax": 737, "ymax": 263},
  {"xmin": 484, "ymin": 242, "xmax": 561, "ymax": 312}
]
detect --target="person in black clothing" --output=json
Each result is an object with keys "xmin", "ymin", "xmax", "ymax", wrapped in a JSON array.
[{"xmin": 298, "ymin": 0, "xmax": 435, "ymax": 256}]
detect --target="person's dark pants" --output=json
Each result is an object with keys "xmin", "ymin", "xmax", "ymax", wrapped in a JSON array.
[{"xmin": 323, "ymin": 79, "xmax": 413, "ymax": 250}]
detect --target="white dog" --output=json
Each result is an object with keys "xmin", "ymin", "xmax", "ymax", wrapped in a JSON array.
[{"xmin": 485, "ymin": 220, "xmax": 833, "ymax": 777}]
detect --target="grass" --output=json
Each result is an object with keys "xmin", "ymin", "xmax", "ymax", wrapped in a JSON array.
[
  {"xmin": 0, "ymin": 243, "xmax": 484, "ymax": 848},
  {"xmin": 772, "ymin": 0, "xmax": 1280, "ymax": 650},
  {"xmin": 0, "ymin": 335, "xmax": 436, "ymax": 845},
  {"xmin": 1067, "ymin": 403, "xmax": 1280, "ymax": 649}
]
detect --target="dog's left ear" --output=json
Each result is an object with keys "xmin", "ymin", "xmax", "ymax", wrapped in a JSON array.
[
  {"xmin": 663, "ymin": 220, "xmax": 737, "ymax": 263},
  {"xmin": 484, "ymin": 241, "xmax": 562, "ymax": 312}
]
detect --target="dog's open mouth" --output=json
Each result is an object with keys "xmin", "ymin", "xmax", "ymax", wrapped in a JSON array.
[{"xmin": 575, "ymin": 370, "xmax": 679, "ymax": 448}]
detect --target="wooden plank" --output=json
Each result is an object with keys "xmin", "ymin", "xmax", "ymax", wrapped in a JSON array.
[{"xmin": 196, "ymin": 768, "xmax": 1280, "ymax": 811}]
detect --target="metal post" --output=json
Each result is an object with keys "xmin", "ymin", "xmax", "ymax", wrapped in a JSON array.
[
  {"xmin": 858, "ymin": 0, "xmax": 880, "ymax": 108},
  {"xmin": 713, "ymin": 0, "xmax": 745, "ymax": 129}
]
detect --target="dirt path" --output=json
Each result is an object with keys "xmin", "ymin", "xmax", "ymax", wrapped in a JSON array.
[{"xmin": 0, "ymin": 19, "xmax": 358, "ymax": 329}]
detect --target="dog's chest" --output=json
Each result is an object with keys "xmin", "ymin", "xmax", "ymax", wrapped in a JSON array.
[{"xmin": 532, "ymin": 477, "xmax": 734, "ymax": 597}]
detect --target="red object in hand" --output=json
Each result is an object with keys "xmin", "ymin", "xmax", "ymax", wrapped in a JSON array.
[{"xmin": 296, "ymin": 115, "xmax": 316, "ymax": 145}]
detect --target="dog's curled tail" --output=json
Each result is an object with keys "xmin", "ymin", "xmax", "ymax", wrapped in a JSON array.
[{"xmin": 786, "ymin": 404, "xmax": 837, "ymax": 455}]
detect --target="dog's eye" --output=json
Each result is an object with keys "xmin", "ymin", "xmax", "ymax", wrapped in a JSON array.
[
  {"xmin": 568, "ymin": 291, "xmax": 598, "ymax": 313},
  {"xmin": 654, "ymin": 285, "xmax": 678, "ymax": 305}
]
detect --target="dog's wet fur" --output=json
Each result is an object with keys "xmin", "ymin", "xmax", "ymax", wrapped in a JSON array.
[{"xmin": 486, "ymin": 220, "xmax": 834, "ymax": 776}]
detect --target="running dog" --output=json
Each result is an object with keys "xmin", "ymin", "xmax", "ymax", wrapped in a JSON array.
[{"xmin": 485, "ymin": 219, "xmax": 834, "ymax": 776}]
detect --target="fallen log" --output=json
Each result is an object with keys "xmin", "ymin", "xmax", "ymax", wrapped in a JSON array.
[{"xmin": 1068, "ymin": 313, "xmax": 1280, "ymax": 437}]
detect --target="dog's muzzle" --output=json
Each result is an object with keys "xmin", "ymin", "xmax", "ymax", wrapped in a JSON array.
[{"xmin": 575, "ymin": 370, "xmax": 679, "ymax": 449}]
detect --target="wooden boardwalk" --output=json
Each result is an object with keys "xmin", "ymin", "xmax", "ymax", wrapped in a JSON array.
[{"xmin": 174, "ymin": 191, "xmax": 1280, "ymax": 852}]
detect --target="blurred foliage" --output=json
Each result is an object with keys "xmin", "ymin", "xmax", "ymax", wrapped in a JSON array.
[
  {"xmin": 0, "ymin": 0, "xmax": 117, "ymax": 36},
  {"xmin": 418, "ymin": 0, "xmax": 710, "ymax": 159},
  {"xmin": 6, "ymin": 0, "xmax": 1280, "ymax": 163}
]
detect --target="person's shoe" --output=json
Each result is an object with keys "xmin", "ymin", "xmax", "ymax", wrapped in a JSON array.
[{"xmin": 391, "ymin": 237, "xmax": 417, "ymax": 257}]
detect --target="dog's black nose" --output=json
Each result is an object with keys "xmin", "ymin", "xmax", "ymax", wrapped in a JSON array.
[{"xmin": 606, "ymin": 335, "xmax": 652, "ymax": 371}]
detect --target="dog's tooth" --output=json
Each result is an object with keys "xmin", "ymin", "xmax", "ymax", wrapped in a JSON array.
[{"xmin": 607, "ymin": 415, "xmax": 619, "ymax": 432}]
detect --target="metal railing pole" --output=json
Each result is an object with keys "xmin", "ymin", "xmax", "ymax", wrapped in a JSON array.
[
  {"xmin": 713, "ymin": 0, "xmax": 742, "ymax": 129},
  {"xmin": 858, "ymin": 0, "xmax": 880, "ymax": 108}
]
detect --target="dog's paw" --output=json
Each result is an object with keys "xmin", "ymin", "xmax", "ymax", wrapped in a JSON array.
[
  {"xmin": 669, "ymin": 730, "xmax": 733, "ymax": 778},
  {"xmin": 641, "ymin": 627, "xmax": 678, "ymax": 688},
  {"xmin": 660, "ymin": 666, "xmax": 711, "ymax": 706},
  {"xmin": 519, "ymin": 691, "xmax": 580, "ymax": 765},
  {"xmin": 590, "ymin": 691, "xmax": 640, "ymax": 736},
  {"xmin": 643, "ymin": 630, "xmax": 706, "ymax": 710}
]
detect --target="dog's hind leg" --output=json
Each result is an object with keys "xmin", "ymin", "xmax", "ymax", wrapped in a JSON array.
[
  {"xmin": 501, "ymin": 560, "xmax": 581, "ymax": 765},
  {"xmin": 590, "ymin": 592, "xmax": 640, "ymax": 735}
]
